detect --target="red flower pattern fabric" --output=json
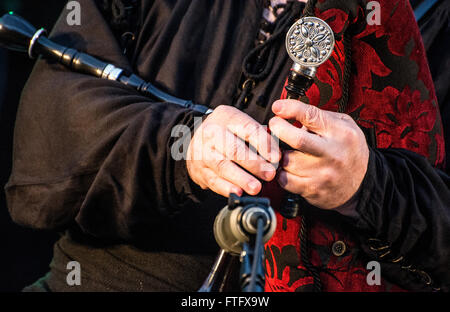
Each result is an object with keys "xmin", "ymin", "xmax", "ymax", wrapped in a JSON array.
[{"xmin": 264, "ymin": 0, "xmax": 445, "ymax": 292}]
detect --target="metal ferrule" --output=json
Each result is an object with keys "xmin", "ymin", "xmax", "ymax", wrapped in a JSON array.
[
  {"xmin": 101, "ymin": 64, "xmax": 123, "ymax": 81},
  {"xmin": 292, "ymin": 62, "xmax": 317, "ymax": 79},
  {"xmin": 28, "ymin": 28, "xmax": 47, "ymax": 59}
]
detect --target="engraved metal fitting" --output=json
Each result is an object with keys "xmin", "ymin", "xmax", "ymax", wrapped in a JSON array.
[{"xmin": 286, "ymin": 17, "xmax": 335, "ymax": 76}]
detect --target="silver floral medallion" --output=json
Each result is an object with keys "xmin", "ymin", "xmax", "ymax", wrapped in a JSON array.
[{"xmin": 286, "ymin": 16, "xmax": 335, "ymax": 68}]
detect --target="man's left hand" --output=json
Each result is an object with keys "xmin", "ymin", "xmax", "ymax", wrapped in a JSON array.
[{"xmin": 269, "ymin": 99, "xmax": 369, "ymax": 210}]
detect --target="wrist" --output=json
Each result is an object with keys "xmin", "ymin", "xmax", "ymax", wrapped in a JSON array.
[{"xmin": 333, "ymin": 185, "xmax": 362, "ymax": 219}]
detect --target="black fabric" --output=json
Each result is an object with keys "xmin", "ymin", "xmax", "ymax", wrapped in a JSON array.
[
  {"xmin": 0, "ymin": 51, "xmax": 5, "ymax": 108},
  {"xmin": 23, "ymin": 228, "xmax": 217, "ymax": 292},
  {"xmin": 6, "ymin": 0, "xmax": 285, "ymax": 291},
  {"xmin": 416, "ymin": 0, "xmax": 450, "ymax": 173},
  {"xmin": 5, "ymin": 0, "xmax": 450, "ymax": 291},
  {"xmin": 353, "ymin": 148, "xmax": 450, "ymax": 291}
]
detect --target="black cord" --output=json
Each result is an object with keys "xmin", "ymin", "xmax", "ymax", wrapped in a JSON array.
[
  {"xmin": 236, "ymin": 1, "xmax": 305, "ymax": 108},
  {"xmin": 339, "ymin": 31, "xmax": 352, "ymax": 113},
  {"xmin": 242, "ymin": 1, "xmax": 303, "ymax": 82},
  {"xmin": 303, "ymin": 0, "xmax": 318, "ymax": 17},
  {"xmin": 300, "ymin": 215, "xmax": 323, "ymax": 292},
  {"xmin": 242, "ymin": 6, "xmax": 292, "ymax": 80}
]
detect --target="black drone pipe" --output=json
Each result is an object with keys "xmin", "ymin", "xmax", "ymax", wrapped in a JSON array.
[
  {"xmin": 280, "ymin": 16, "xmax": 336, "ymax": 219},
  {"xmin": 0, "ymin": 13, "xmax": 212, "ymax": 114}
]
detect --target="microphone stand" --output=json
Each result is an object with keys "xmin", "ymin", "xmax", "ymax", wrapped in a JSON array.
[
  {"xmin": 240, "ymin": 220, "xmax": 265, "ymax": 292},
  {"xmin": 198, "ymin": 249, "xmax": 239, "ymax": 292},
  {"xmin": 200, "ymin": 194, "xmax": 276, "ymax": 292}
]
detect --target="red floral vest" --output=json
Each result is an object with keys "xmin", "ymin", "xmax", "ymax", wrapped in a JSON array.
[{"xmin": 263, "ymin": 0, "xmax": 445, "ymax": 292}]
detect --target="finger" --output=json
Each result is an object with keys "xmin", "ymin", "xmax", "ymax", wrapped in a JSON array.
[
  {"xmin": 212, "ymin": 129, "xmax": 277, "ymax": 181},
  {"xmin": 200, "ymin": 166, "xmax": 243, "ymax": 198},
  {"xmin": 226, "ymin": 115, "xmax": 281, "ymax": 163},
  {"xmin": 281, "ymin": 150, "xmax": 321, "ymax": 176},
  {"xmin": 269, "ymin": 116, "xmax": 326, "ymax": 156},
  {"xmin": 272, "ymin": 99, "xmax": 332, "ymax": 134},
  {"xmin": 277, "ymin": 170, "xmax": 315, "ymax": 197},
  {"xmin": 205, "ymin": 149, "xmax": 262, "ymax": 196}
]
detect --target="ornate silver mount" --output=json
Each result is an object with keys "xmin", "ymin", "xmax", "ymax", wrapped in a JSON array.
[{"xmin": 286, "ymin": 16, "xmax": 335, "ymax": 78}]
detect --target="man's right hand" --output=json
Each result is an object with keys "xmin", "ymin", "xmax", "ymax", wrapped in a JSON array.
[{"xmin": 186, "ymin": 105, "xmax": 281, "ymax": 197}]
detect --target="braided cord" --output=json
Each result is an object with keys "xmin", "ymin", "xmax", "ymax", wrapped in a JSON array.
[
  {"xmin": 339, "ymin": 31, "xmax": 352, "ymax": 113},
  {"xmin": 300, "ymin": 214, "xmax": 323, "ymax": 292},
  {"xmin": 303, "ymin": 0, "xmax": 318, "ymax": 17}
]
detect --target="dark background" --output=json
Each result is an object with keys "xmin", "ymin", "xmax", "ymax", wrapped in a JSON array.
[
  {"xmin": 0, "ymin": 0, "xmax": 65, "ymax": 292},
  {"xmin": 0, "ymin": 0, "xmax": 448, "ymax": 292}
]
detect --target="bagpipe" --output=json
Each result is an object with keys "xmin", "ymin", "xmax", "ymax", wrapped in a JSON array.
[{"xmin": 0, "ymin": 11, "xmax": 334, "ymax": 292}]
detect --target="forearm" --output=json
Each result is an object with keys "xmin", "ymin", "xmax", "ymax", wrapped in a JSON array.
[{"xmin": 5, "ymin": 0, "xmax": 205, "ymax": 240}]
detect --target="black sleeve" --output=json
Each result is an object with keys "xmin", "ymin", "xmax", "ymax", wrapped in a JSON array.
[
  {"xmin": 5, "ymin": 0, "xmax": 205, "ymax": 241},
  {"xmin": 350, "ymin": 147, "xmax": 450, "ymax": 291}
]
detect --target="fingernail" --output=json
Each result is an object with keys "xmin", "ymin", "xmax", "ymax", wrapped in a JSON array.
[
  {"xmin": 263, "ymin": 166, "xmax": 276, "ymax": 180},
  {"xmin": 248, "ymin": 180, "xmax": 261, "ymax": 193},
  {"xmin": 278, "ymin": 172, "xmax": 287, "ymax": 187},
  {"xmin": 282, "ymin": 155, "xmax": 289, "ymax": 168},
  {"xmin": 272, "ymin": 101, "xmax": 283, "ymax": 114},
  {"xmin": 230, "ymin": 187, "xmax": 242, "ymax": 196}
]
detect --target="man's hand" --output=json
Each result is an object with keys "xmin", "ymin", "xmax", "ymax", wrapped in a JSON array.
[
  {"xmin": 187, "ymin": 105, "xmax": 281, "ymax": 198},
  {"xmin": 269, "ymin": 99, "xmax": 369, "ymax": 209}
]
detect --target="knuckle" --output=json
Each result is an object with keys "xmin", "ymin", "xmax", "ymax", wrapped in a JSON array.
[
  {"xmin": 340, "ymin": 120, "xmax": 360, "ymax": 140},
  {"xmin": 342, "ymin": 125, "xmax": 361, "ymax": 143},
  {"xmin": 200, "ymin": 182, "xmax": 209, "ymax": 190},
  {"xmin": 338, "ymin": 113, "xmax": 353, "ymax": 122},
  {"xmin": 242, "ymin": 121, "xmax": 260, "ymax": 139},
  {"xmin": 305, "ymin": 182, "xmax": 319, "ymax": 196},
  {"xmin": 314, "ymin": 189, "xmax": 326, "ymax": 201},
  {"xmin": 293, "ymin": 134, "xmax": 306, "ymax": 150},
  {"xmin": 305, "ymin": 105, "xmax": 321, "ymax": 124},
  {"xmin": 228, "ymin": 141, "xmax": 239, "ymax": 160},
  {"xmin": 228, "ymin": 141, "xmax": 245, "ymax": 161},
  {"xmin": 216, "ymin": 104, "xmax": 240, "ymax": 118},
  {"xmin": 206, "ymin": 174, "xmax": 218, "ymax": 189},
  {"xmin": 320, "ymin": 168, "xmax": 337, "ymax": 188},
  {"xmin": 214, "ymin": 105, "xmax": 230, "ymax": 114},
  {"xmin": 191, "ymin": 169, "xmax": 208, "ymax": 189},
  {"xmin": 201, "ymin": 123, "xmax": 217, "ymax": 140},
  {"xmin": 216, "ymin": 159, "xmax": 229, "ymax": 175},
  {"xmin": 213, "ymin": 106, "xmax": 238, "ymax": 122},
  {"xmin": 347, "ymin": 127, "xmax": 359, "ymax": 139},
  {"xmin": 333, "ymin": 154, "xmax": 346, "ymax": 168},
  {"xmin": 187, "ymin": 166, "xmax": 198, "ymax": 183}
]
